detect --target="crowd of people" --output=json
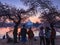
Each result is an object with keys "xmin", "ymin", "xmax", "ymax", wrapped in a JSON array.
[
  {"xmin": 39, "ymin": 27, "xmax": 56, "ymax": 45},
  {"xmin": 3, "ymin": 24, "xmax": 56, "ymax": 45}
]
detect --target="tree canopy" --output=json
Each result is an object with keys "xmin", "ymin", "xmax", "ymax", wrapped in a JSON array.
[{"xmin": 20, "ymin": 0, "xmax": 60, "ymax": 25}]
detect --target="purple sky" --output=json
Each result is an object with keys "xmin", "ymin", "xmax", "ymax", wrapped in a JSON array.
[
  {"xmin": 0, "ymin": 0, "xmax": 28, "ymax": 9},
  {"xmin": 52, "ymin": 0, "xmax": 60, "ymax": 9},
  {"xmin": 0, "ymin": 0, "xmax": 60, "ymax": 10}
]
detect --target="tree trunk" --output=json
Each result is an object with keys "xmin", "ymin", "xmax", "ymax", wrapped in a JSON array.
[
  {"xmin": 13, "ymin": 15, "xmax": 21, "ymax": 43},
  {"xmin": 13, "ymin": 23, "xmax": 19, "ymax": 43}
]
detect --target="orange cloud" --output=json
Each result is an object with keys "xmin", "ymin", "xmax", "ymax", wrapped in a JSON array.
[{"xmin": 29, "ymin": 16, "xmax": 41, "ymax": 23}]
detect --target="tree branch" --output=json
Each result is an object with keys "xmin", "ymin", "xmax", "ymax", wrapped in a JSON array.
[{"xmin": 8, "ymin": 15, "xmax": 16, "ymax": 23}]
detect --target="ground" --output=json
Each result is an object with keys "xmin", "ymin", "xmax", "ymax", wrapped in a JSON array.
[{"xmin": 0, "ymin": 36, "xmax": 60, "ymax": 45}]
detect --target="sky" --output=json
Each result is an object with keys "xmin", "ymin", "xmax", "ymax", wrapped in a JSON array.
[
  {"xmin": 0, "ymin": 0, "xmax": 60, "ymax": 23},
  {"xmin": 52, "ymin": 0, "xmax": 60, "ymax": 10},
  {"xmin": 0, "ymin": 0, "xmax": 28, "ymax": 9},
  {"xmin": 0, "ymin": 0, "xmax": 60, "ymax": 10}
]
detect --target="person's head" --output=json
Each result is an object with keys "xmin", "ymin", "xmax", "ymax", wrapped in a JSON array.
[
  {"xmin": 23, "ymin": 24, "xmax": 25, "ymax": 28},
  {"xmin": 45, "ymin": 27, "xmax": 50, "ymax": 31},
  {"xmin": 40, "ymin": 26, "xmax": 44, "ymax": 30},
  {"xmin": 29, "ymin": 27, "xmax": 31, "ymax": 30},
  {"xmin": 51, "ymin": 27, "xmax": 56, "ymax": 32},
  {"xmin": 29, "ymin": 27, "xmax": 32, "ymax": 31},
  {"xmin": 6, "ymin": 32, "xmax": 8, "ymax": 34}
]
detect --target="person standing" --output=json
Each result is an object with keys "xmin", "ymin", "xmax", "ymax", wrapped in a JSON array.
[
  {"xmin": 20, "ymin": 25, "xmax": 27, "ymax": 45},
  {"xmin": 50, "ymin": 28, "xmax": 56, "ymax": 45},
  {"xmin": 6, "ymin": 32, "xmax": 12, "ymax": 43},
  {"xmin": 27, "ymin": 27, "xmax": 34, "ymax": 45},
  {"xmin": 45, "ymin": 27, "xmax": 51, "ymax": 45},
  {"xmin": 6, "ymin": 32, "xmax": 10, "ymax": 43},
  {"xmin": 2, "ymin": 35, "xmax": 5, "ymax": 39},
  {"xmin": 39, "ymin": 27, "xmax": 45, "ymax": 45}
]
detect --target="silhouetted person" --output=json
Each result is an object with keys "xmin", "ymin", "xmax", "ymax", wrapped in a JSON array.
[
  {"xmin": 2, "ymin": 35, "xmax": 5, "ymax": 39},
  {"xmin": 28, "ymin": 27, "xmax": 34, "ymax": 45},
  {"xmin": 39, "ymin": 27, "xmax": 45, "ymax": 45},
  {"xmin": 6, "ymin": 32, "xmax": 13, "ymax": 43},
  {"xmin": 6, "ymin": 32, "xmax": 8, "ymax": 38},
  {"xmin": 6, "ymin": 32, "xmax": 10, "ymax": 43},
  {"xmin": 45, "ymin": 27, "xmax": 51, "ymax": 45},
  {"xmin": 50, "ymin": 28, "xmax": 56, "ymax": 45},
  {"xmin": 20, "ymin": 25, "xmax": 27, "ymax": 45}
]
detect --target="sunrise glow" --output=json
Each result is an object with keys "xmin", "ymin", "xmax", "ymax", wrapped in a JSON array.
[{"xmin": 29, "ymin": 16, "xmax": 41, "ymax": 23}]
